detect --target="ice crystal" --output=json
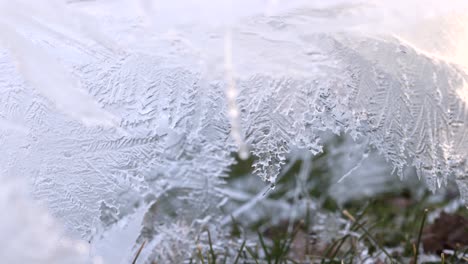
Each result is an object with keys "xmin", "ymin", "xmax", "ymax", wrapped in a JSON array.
[{"xmin": 0, "ymin": 0, "xmax": 467, "ymax": 262}]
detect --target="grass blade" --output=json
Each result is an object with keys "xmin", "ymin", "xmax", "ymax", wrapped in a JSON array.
[
  {"xmin": 197, "ymin": 245, "xmax": 206, "ymax": 264},
  {"xmin": 413, "ymin": 209, "xmax": 428, "ymax": 264},
  {"xmin": 207, "ymin": 229, "xmax": 217, "ymax": 264},
  {"xmin": 343, "ymin": 210, "xmax": 395, "ymax": 263},
  {"xmin": 258, "ymin": 231, "xmax": 271, "ymax": 263},
  {"xmin": 233, "ymin": 240, "xmax": 246, "ymax": 264},
  {"xmin": 246, "ymin": 247, "xmax": 260, "ymax": 264},
  {"xmin": 132, "ymin": 241, "xmax": 146, "ymax": 264}
]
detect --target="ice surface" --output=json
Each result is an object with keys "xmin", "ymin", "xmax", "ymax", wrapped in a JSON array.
[
  {"xmin": 0, "ymin": 176, "xmax": 91, "ymax": 263},
  {"xmin": 0, "ymin": 0, "xmax": 467, "ymax": 262}
]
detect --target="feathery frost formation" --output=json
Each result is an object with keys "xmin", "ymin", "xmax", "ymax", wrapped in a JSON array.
[{"xmin": 0, "ymin": 0, "xmax": 467, "ymax": 262}]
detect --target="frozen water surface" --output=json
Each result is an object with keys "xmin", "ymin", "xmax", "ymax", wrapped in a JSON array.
[{"xmin": 0, "ymin": 0, "xmax": 467, "ymax": 262}]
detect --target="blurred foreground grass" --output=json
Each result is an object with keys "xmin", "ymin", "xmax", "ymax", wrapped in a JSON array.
[
  {"xmin": 192, "ymin": 149, "xmax": 468, "ymax": 263},
  {"xmin": 192, "ymin": 191, "xmax": 467, "ymax": 263}
]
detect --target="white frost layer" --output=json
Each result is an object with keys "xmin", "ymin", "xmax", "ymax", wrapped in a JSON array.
[
  {"xmin": 0, "ymin": 177, "xmax": 91, "ymax": 263},
  {"xmin": 0, "ymin": 0, "xmax": 467, "ymax": 262}
]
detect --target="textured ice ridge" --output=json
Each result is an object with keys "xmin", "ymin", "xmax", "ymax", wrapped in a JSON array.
[{"xmin": 0, "ymin": 0, "xmax": 467, "ymax": 262}]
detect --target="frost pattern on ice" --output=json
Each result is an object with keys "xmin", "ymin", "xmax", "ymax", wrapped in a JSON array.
[
  {"xmin": 0, "ymin": 0, "xmax": 468, "ymax": 261},
  {"xmin": 0, "ymin": 50, "xmax": 232, "ymax": 240},
  {"xmin": 233, "ymin": 31, "xmax": 468, "ymax": 191}
]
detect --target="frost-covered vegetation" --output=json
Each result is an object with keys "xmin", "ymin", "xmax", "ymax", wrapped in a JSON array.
[{"xmin": 0, "ymin": 0, "xmax": 467, "ymax": 263}]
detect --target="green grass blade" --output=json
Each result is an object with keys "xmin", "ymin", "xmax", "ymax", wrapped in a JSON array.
[
  {"xmin": 413, "ymin": 209, "xmax": 428, "ymax": 264},
  {"xmin": 258, "ymin": 231, "xmax": 271, "ymax": 263},
  {"xmin": 207, "ymin": 229, "xmax": 217, "ymax": 264},
  {"xmin": 246, "ymin": 247, "xmax": 260, "ymax": 264},
  {"xmin": 233, "ymin": 240, "xmax": 246, "ymax": 264}
]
